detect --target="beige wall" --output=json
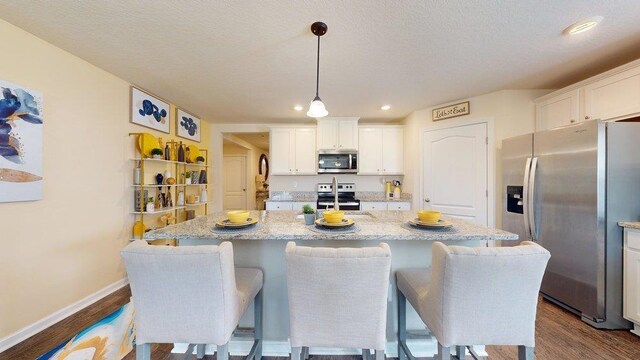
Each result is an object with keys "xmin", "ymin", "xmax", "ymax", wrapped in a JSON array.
[
  {"xmin": 0, "ymin": 19, "xmax": 210, "ymax": 340},
  {"xmin": 402, "ymin": 89, "xmax": 551, "ymax": 227}
]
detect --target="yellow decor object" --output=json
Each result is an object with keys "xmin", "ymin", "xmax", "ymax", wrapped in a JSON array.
[
  {"xmin": 186, "ymin": 194, "xmax": 196, "ymax": 204},
  {"xmin": 227, "ymin": 210, "xmax": 250, "ymax": 223},
  {"xmin": 418, "ymin": 210, "xmax": 441, "ymax": 223},
  {"xmin": 315, "ymin": 218, "xmax": 354, "ymax": 228},
  {"xmin": 132, "ymin": 221, "xmax": 146, "ymax": 237},
  {"xmin": 166, "ymin": 177, "xmax": 176, "ymax": 185},
  {"xmin": 136, "ymin": 133, "xmax": 159, "ymax": 158},
  {"xmin": 188, "ymin": 144, "xmax": 200, "ymax": 163},
  {"xmin": 322, "ymin": 210, "xmax": 345, "ymax": 223}
]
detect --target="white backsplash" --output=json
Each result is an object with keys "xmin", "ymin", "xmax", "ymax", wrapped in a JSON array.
[{"xmin": 269, "ymin": 174, "xmax": 405, "ymax": 192}]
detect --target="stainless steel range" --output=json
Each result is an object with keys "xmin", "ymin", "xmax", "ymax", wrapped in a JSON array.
[{"xmin": 316, "ymin": 182, "xmax": 360, "ymax": 210}]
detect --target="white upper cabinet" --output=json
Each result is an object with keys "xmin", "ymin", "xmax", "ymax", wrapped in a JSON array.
[
  {"xmin": 535, "ymin": 89, "xmax": 580, "ymax": 131},
  {"xmin": 358, "ymin": 126, "xmax": 404, "ymax": 175},
  {"xmin": 316, "ymin": 117, "xmax": 359, "ymax": 150},
  {"xmin": 270, "ymin": 127, "xmax": 316, "ymax": 175},
  {"xmin": 536, "ymin": 60, "xmax": 640, "ymax": 131},
  {"xmin": 294, "ymin": 128, "xmax": 317, "ymax": 174},
  {"xmin": 584, "ymin": 66, "xmax": 640, "ymax": 121}
]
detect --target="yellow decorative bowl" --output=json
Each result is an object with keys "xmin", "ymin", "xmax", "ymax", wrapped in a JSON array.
[
  {"xmin": 227, "ymin": 210, "xmax": 250, "ymax": 223},
  {"xmin": 323, "ymin": 210, "xmax": 345, "ymax": 223},
  {"xmin": 418, "ymin": 210, "xmax": 441, "ymax": 223}
]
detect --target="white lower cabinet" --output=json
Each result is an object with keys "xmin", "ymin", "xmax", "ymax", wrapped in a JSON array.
[
  {"xmin": 624, "ymin": 228, "xmax": 640, "ymax": 336},
  {"xmin": 361, "ymin": 201, "xmax": 411, "ymax": 211},
  {"xmin": 265, "ymin": 201, "xmax": 293, "ymax": 211}
]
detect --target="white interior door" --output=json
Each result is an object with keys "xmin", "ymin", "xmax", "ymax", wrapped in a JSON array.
[
  {"xmin": 223, "ymin": 156, "xmax": 247, "ymax": 210},
  {"xmin": 423, "ymin": 122, "xmax": 488, "ymax": 225}
]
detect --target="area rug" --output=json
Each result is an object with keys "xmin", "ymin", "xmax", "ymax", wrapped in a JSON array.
[{"xmin": 37, "ymin": 302, "xmax": 135, "ymax": 360}]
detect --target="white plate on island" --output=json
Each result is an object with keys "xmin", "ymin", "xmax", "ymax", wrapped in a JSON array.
[{"xmin": 314, "ymin": 218, "xmax": 355, "ymax": 228}]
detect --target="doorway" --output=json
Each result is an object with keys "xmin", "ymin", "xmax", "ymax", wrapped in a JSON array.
[
  {"xmin": 422, "ymin": 122, "xmax": 489, "ymax": 225},
  {"xmin": 221, "ymin": 133, "xmax": 270, "ymax": 210}
]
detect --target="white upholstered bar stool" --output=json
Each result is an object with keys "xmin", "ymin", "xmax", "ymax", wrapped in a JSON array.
[
  {"xmin": 121, "ymin": 240, "xmax": 264, "ymax": 360},
  {"xmin": 396, "ymin": 241, "xmax": 550, "ymax": 360},
  {"xmin": 285, "ymin": 241, "xmax": 392, "ymax": 360}
]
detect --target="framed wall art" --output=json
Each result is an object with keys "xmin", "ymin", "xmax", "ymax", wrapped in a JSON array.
[
  {"xmin": 176, "ymin": 108, "xmax": 201, "ymax": 142},
  {"xmin": 0, "ymin": 80, "xmax": 43, "ymax": 202},
  {"xmin": 130, "ymin": 86, "xmax": 170, "ymax": 133}
]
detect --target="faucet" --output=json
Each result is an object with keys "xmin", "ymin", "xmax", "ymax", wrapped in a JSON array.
[{"xmin": 332, "ymin": 176, "xmax": 340, "ymax": 211}]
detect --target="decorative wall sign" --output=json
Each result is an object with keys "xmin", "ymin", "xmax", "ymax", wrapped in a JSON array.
[
  {"xmin": 176, "ymin": 108, "xmax": 201, "ymax": 142},
  {"xmin": 432, "ymin": 101, "xmax": 470, "ymax": 121},
  {"xmin": 130, "ymin": 86, "xmax": 170, "ymax": 133},
  {"xmin": 37, "ymin": 302, "xmax": 135, "ymax": 360},
  {"xmin": 0, "ymin": 80, "xmax": 43, "ymax": 202}
]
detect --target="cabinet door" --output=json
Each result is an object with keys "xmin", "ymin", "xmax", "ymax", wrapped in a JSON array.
[
  {"xmin": 535, "ymin": 89, "xmax": 580, "ymax": 131},
  {"xmin": 382, "ymin": 127, "xmax": 404, "ymax": 174},
  {"xmin": 338, "ymin": 119, "xmax": 359, "ymax": 150},
  {"xmin": 266, "ymin": 201, "xmax": 293, "ymax": 211},
  {"xmin": 388, "ymin": 202, "xmax": 411, "ymax": 211},
  {"xmin": 294, "ymin": 128, "xmax": 317, "ymax": 174},
  {"xmin": 358, "ymin": 128, "xmax": 383, "ymax": 174},
  {"xmin": 270, "ymin": 128, "xmax": 294, "ymax": 174},
  {"xmin": 625, "ymin": 248, "xmax": 640, "ymax": 324},
  {"xmin": 317, "ymin": 119, "xmax": 338, "ymax": 150},
  {"xmin": 584, "ymin": 66, "xmax": 640, "ymax": 121},
  {"xmin": 361, "ymin": 202, "xmax": 387, "ymax": 211}
]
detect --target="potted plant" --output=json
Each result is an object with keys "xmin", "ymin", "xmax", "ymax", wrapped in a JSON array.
[
  {"xmin": 196, "ymin": 156, "xmax": 205, "ymax": 165},
  {"xmin": 302, "ymin": 204, "xmax": 316, "ymax": 225},
  {"xmin": 185, "ymin": 171, "xmax": 192, "ymax": 184},
  {"xmin": 151, "ymin": 148, "xmax": 163, "ymax": 159}
]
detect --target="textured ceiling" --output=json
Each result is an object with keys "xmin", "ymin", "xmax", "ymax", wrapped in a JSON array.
[{"xmin": 1, "ymin": 1, "xmax": 640, "ymax": 123}]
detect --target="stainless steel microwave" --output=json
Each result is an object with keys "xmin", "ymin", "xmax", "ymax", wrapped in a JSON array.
[{"xmin": 317, "ymin": 150, "xmax": 358, "ymax": 174}]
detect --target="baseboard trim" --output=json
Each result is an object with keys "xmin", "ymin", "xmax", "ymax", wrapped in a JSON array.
[
  {"xmin": 173, "ymin": 339, "xmax": 487, "ymax": 357},
  {"xmin": 0, "ymin": 278, "xmax": 129, "ymax": 353}
]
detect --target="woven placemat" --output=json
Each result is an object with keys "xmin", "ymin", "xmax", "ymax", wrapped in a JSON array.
[
  {"xmin": 307, "ymin": 224, "xmax": 361, "ymax": 234},
  {"xmin": 211, "ymin": 222, "xmax": 262, "ymax": 234},
  {"xmin": 401, "ymin": 222, "xmax": 456, "ymax": 233}
]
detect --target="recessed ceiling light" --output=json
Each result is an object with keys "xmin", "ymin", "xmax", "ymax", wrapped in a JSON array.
[
  {"xmin": 564, "ymin": 16, "xmax": 603, "ymax": 35},
  {"xmin": 293, "ymin": 105, "xmax": 303, "ymax": 111},
  {"xmin": 381, "ymin": 105, "xmax": 391, "ymax": 111}
]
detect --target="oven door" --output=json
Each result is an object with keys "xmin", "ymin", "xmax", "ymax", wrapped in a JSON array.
[
  {"xmin": 317, "ymin": 152, "xmax": 357, "ymax": 174},
  {"xmin": 317, "ymin": 200, "xmax": 361, "ymax": 211}
]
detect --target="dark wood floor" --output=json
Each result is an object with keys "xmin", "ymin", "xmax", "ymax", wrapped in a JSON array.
[{"xmin": 2, "ymin": 286, "xmax": 639, "ymax": 359}]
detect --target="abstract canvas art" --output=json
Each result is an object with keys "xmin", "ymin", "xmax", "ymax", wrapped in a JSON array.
[
  {"xmin": 0, "ymin": 80, "xmax": 43, "ymax": 202},
  {"xmin": 130, "ymin": 86, "xmax": 170, "ymax": 133},
  {"xmin": 37, "ymin": 302, "xmax": 136, "ymax": 360},
  {"xmin": 176, "ymin": 108, "xmax": 201, "ymax": 142}
]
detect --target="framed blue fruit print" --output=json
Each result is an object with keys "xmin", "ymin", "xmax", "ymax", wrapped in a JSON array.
[
  {"xmin": 130, "ymin": 86, "xmax": 170, "ymax": 133},
  {"xmin": 176, "ymin": 108, "xmax": 201, "ymax": 142}
]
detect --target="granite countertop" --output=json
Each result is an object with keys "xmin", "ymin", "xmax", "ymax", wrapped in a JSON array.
[
  {"xmin": 618, "ymin": 221, "xmax": 640, "ymax": 229},
  {"xmin": 267, "ymin": 197, "xmax": 317, "ymax": 202},
  {"xmin": 145, "ymin": 210, "xmax": 518, "ymax": 242}
]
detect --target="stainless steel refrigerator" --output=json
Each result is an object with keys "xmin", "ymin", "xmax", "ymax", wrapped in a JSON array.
[{"xmin": 502, "ymin": 120, "xmax": 640, "ymax": 329}]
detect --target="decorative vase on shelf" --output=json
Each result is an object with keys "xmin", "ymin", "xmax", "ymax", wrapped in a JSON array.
[
  {"xmin": 177, "ymin": 191, "xmax": 185, "ymax": 206},
  {"xmin": 185, "ymin": 147, "xmax": 192, "ymax": 163},
  {"xmin": 200, "ymin": 188, "xmax": 208, "ymax": 203},
  {"xmin": 163, "ymin": 170, "xmax": 172, "ymax": 184},
  {"xmin": 155, "ymin": 173, "xmax": 164, "ymax": 186},
  {"xmin": 185, "ymin": 176, "xmax": 191, "ymax": 185},
  {"xmin": 199, "ymin": 170, "xmax": 207, "ymax": 184},
  {"xmin": 146, "ymin": 198, "xmax": 155, "ymax": 212},
  {"xmin": 178, "ymin": 141, "xmax": 185, "ymax": 162},
  {"xmin": 164, "ymin": 142, "xmax": 171, "ymax": 161}
]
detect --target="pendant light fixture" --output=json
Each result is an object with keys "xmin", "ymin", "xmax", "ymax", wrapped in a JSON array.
[{"xmin": 307, "ymin": 21, "xmax": 329, "ymax": 118}]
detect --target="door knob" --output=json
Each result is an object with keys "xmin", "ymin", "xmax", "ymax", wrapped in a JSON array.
[
  {"xmin": 585, "ymin": 116, "xmax": 590, "ymax": 120},
  {"xmin": 425, "ymin": 198, "xmax": 431, "ymax": 203}
]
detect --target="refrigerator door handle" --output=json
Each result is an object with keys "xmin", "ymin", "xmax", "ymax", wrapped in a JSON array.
[
  {"xmin": 523, "ymin": 157, "xmax": 532, "ymax": 239},
  {"xmin": 528, "ymin": 157, "xmax": 539, "ymax": 240}
]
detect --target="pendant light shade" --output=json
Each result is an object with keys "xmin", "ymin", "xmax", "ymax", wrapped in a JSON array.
[
  {"xmin": 307, "ymin": 96, "xmax": 328, "ymax": 117},
  {"xmin": 307, "ymin": 22, "xmax": 328, "ymax": 118}
]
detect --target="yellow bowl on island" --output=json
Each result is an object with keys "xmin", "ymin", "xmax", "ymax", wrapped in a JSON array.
[
  {"xmin": 227, "ymin": 210, "xmax": 250, "ymax": 223},
  {"xmin": 418, "ymin": 210, "xmax": 441, "ymax": 223},
  {"xmin": 322, "ymin": 210, "xmax": 345, "ymax": 223}
]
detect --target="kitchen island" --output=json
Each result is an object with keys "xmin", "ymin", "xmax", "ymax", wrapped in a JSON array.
[{"xmin": 144, "ymin": 211, "xmax": 517, "ymax": 357}]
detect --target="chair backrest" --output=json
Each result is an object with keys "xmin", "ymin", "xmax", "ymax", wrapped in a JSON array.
[
  {"xmin": 285, "ymin": 241, "xmax": 391, "ymax": 350},
  {"xmin": 424, "ymin": 241, "xmax": 550, "ymax": 347},
  {"xmin": 121, "ymin": 240, "xmax": 239, "ymax": 345}
]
